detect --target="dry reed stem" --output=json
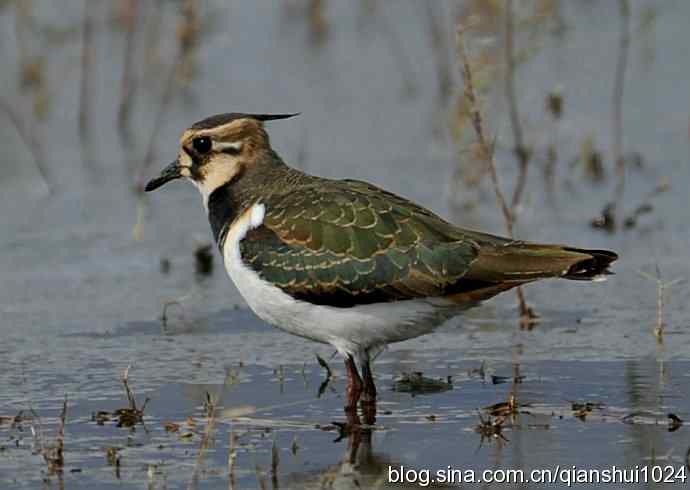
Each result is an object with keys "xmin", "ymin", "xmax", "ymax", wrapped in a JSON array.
[
  {"xmin": 188, "ymin": 393, "xmax": 219, "ymax": 490},
  {"xmin": 189, "ymin": 370, "xmax": 238, "ymax": 490},
  {"xmin": 54, "ymin": 396, "xmax": 67, "ymax": 473},
  {"xmin": 457, "ymin": 30, "xmax": 513, "ymax": 231},
  {"xmin": 121, "ymin": 366, "xmax": 137, "ymax": 410},
  {"xmin": 509, "ymin": 335, "xmax": 522, "ymax": 418},
  {"xmin": 119, "ymin": 365, "xmax": 150, "ymax": 429},
  {"xmin": 35, "ymin": 395, "xmax": 67, "ymax": 476},
  {"xmin": 504, "ymin": 0, "xmax": 531, "ymax": 209},
  {"xmin": 228, "ymin": 430, "xmax": 238, "ymax": 490},
  {"xmin": 515, "ymin": 287, "xmax": 537, "ymax": 328},
  {"xmin": 457, "ymin": 24, "xmax": 537, "ymax": 326},
  {"xmin": 504, "ymin": 0, "xmax": 538, "ymax": 325},
  {"xmin": 612, "ymin": 0, "xmax": 630, "ymax": 217},
  {"xmin": 638, "ymin": 267, "xmax": 684, "ymax": 343}
]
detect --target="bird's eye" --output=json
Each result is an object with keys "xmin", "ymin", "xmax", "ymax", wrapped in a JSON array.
[{"xmin": 192, "ymin": 137, "xmax": 212, "ymax": 154}]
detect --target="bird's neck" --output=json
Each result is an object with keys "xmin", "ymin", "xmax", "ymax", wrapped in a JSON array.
[
  {"xmin": 207, "ymin": 180, "xmax": 243, "ymax": 247},
  {"xmin": 205, "ymin": 150, "xmax": 309, "ymax": 247}
]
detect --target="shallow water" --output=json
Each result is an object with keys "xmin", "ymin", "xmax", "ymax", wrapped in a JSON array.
[{"xmin": 1, "ymin": 1, "xmax": 689, "ymax": 489}]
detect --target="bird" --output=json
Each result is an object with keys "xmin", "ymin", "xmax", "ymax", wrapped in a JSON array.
[{"xmin": 145, "ymin": 112, "xmax": 617, "ymax": 412}]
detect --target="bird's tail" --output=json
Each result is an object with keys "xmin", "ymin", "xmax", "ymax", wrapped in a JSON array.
[
  {"xmin": 558, "ymin": 247, "xmax": 618, "ymax": 280},
  {"xmin": 465, "ymin": 242, "xmax": 618, "ymax": 283}
]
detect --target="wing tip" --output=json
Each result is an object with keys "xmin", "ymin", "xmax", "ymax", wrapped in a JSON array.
[{"xmin": 562, "ymin": 248, "xmax": 618, "ymax": 281}]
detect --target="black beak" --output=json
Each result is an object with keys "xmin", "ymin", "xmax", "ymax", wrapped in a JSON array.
[{"xmin": 145, "ymin": 160, "xmax": 183, "ymax": 192}]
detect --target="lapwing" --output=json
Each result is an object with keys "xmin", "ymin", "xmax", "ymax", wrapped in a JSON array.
[{"xmin": 145, "ymin": 113, "xmax": 617, "ymax": 411}]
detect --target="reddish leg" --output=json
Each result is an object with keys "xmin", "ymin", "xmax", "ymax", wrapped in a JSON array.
[
  {"xmin": 344, "ymin": 355, "xmax": 363, "ymax": 412},
  {"xmin": 361, "ymin": 358, "xmax": 377, "ymax": 405},
  {"xmin": 336, "ymin": 356, "xmax": 376, "ymax": 459}
]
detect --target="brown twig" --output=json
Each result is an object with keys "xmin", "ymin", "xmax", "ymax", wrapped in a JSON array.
[
  {"xmin": 114, "ymin": 366, "xmax": 149, "ymax": 429},
  {"xmin": 121, "ymin": 365, "xmax": 137, "ymax": 410},
  {"xmin": 54, "ymin": 396, "xmax": 67, "ymax": 472},
  {"xmin": 189, "ymin": 369, "xmax": 238, "ymax": 490},
  {"xmin": 638, "ymin": 266, "xmax": 684, "ymax": 343},
  {"xmin": 612, "ymin": 0, "xmax": 631, "ymax": 218},
  {"xmin": 457, "ymin": 24, "xmax": 537, "ymax": 327},
  {"xmin": 514, "ymin": 287, "xmax": 537, "ymax": 328},
  {"xmin": 457, "ymin": 30, "xmax": 513, "ymax": 231},
  {"xmin": 37, "ymin": 395, "xmax": 67, "ymax": 476},
  {"xmin": 504, "ymin": 1, "xmax": 538, "ymax": 326},
  {"xmin": 504, "ymin": 0, "xmax": 531, "ymax": 210},
  {"xmin": 509, "ymin": 343, "xmax": 521, "ymax": 421},
  {"xmin": 188, "ymin": 393, "xmax": 218, "ymax": 490},
  {"xmin": 228, "ymin": 430, "xmax": 238, "ymax": 490}
]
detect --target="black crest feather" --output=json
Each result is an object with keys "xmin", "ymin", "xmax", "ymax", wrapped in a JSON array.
[{"xmin": 191, "ymin": 112, "xmax": 299, "ymax": 130}]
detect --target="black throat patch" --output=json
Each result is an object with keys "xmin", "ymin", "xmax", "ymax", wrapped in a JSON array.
[{"xmin": 207, "ymin": 182, "xmax": 242, "ymax": 249}]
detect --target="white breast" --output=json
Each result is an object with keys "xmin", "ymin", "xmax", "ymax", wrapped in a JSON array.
[{"xmin": 220, "ymin": 203, "xmax": 463, "ymax": 359}]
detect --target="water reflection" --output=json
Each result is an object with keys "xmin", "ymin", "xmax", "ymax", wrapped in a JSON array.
[{"xmin": 282, "ymin": 406, "xmax": 459, "ymax": 489}]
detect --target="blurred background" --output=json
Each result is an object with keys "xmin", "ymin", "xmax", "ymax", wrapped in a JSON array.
[{"xmin": 1, "ymin": 1, "xmax": 689, "ymax": 489}]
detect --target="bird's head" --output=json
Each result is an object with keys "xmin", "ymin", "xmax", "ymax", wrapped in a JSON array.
[{"xmin": 145, "ymin": 112, "xmax": 298, "ymax": 199}]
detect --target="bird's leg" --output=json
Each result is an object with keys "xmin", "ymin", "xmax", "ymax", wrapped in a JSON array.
[
  {"xmin": 345, "ymin": 409, "xmax": 362, "ymax": 462},
  {"xmin": 360, "ymin": 397, "xmax": 376, "ymax": 427},
  {"xmin": 361, "ymin": 358, "xmax": 377, "ymax": 405},
  {"xmin": 344, "ymin": 355, "xmax": 363, "ymax": 412}
]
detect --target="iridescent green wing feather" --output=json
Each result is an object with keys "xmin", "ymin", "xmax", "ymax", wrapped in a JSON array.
[{"xmin": 239, "ymin": 180, "xmax": 480, "ymax": 307}]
